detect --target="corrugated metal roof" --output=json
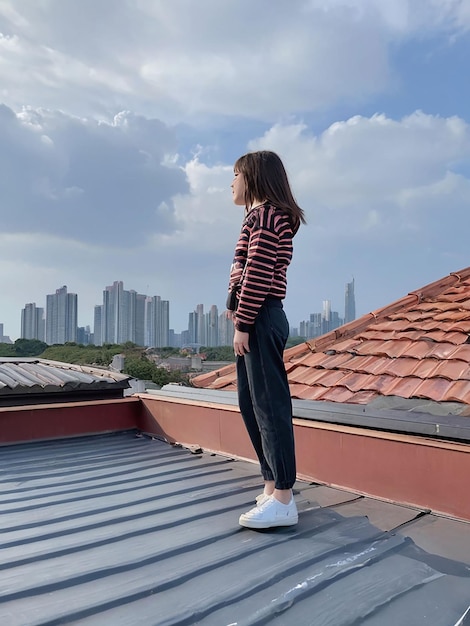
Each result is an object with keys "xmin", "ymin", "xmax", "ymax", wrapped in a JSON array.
[
  {"xmin": 0, "ymin": 431, "xmax": 468, "ymax": 625},
  {"xmin": 193, "ymin": 267, "xmax": 470, "ymax": 411},
  {"xmin": 0, "ymin": 358, "xmax": 130, "ymax": 395}
]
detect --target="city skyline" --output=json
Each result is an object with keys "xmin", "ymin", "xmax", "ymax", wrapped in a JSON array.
[{"xmin": 1, "ymin": 278, "xmax": 356, "ymax": 344}]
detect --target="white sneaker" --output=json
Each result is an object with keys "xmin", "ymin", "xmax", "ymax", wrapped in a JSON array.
[{"xmin": 239, "ymin": 496, "xmax": 298, "ymax": 529}]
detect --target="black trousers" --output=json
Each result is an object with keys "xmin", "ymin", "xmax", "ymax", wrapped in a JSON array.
[{"xmin": 236, "ymin": 299, "xmax": 296, "ymax": 490}]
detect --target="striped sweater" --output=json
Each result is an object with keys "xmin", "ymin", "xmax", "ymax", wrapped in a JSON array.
[{"xmin": 228, "ymin": 203, "xmax": 294, "ymax": 332}]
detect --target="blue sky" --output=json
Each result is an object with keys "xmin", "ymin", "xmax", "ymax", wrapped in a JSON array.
[{"xmin": 1, "ymin": 0, "xmax": 470, "ymax": 340}]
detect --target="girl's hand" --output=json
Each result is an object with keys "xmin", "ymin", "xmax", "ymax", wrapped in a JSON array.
[{"xmin": 234, "ymin": 329, "xmax": 250, "ymax": 357}]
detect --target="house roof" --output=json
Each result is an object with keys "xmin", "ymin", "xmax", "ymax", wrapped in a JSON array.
[
  {"xmin": 0, "ymin": 430, "xmax": 468, "ymax": 625},
  {"xmin": 0, "ymin": 358, "xmax": 130, "ymax": 397},
  {"xmin": 193, "ymin": 267, "xmax": 470, "ymax": 410}
]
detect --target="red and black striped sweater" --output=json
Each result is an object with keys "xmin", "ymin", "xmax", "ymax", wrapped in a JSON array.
[{"xmin": 228, "ymin": 203, "xmax": 294, "ymax": 332}]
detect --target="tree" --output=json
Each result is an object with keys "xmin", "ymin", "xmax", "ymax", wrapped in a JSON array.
[
  {"xmin": 14, "ymin": 339, "xmax": 48, "ymax": 357},
  {"xmin": 123, "ymin": 357, "xmax": 189, "ymax": 387},
  {"xmin": 200, "ymin": 346, "xmax": 236, "ymax": 362},
  {"xmin": 0, "ymin": 343, "xmax": 15, "ymax": 357}
]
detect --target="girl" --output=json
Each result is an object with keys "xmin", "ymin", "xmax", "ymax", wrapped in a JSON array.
[{"xmin": 227, "ymin": 150, "xmax": 306, "ymax": 529}]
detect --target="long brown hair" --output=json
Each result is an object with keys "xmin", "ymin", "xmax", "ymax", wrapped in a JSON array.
[{"xmin": 234, "ymin": 150, "xmax": 306, "ymax": 234}]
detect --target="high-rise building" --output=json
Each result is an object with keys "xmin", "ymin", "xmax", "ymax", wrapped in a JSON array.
[
  {"xmin": 102, "ymin": 281, "xmax": 125, "ymax": 344},
  {"xmin": 187, "ymin": 311, "xmax": 197, "ymax": 345},
  {"xmin": 95, "ymin": 282, "xmax": 169, "ymax": 347},
  {"xmin": 218, "ymin": 312, "xmax": 234, "ymax": 346},
  {"xmin": 206, "ymin": 305, "xmax": 219, "ymax": 347},
  {"xmin": 186, "ymin": 304, "xmax": 206, "ymax": 347},
  {"xmin": 45, "ymin": 286, "xmax": 77, "ymax": 344},
  {"xmin": 196, "ymin": 304, "xmax": 205, "ymax": 346},
  {"xmin": 0, "ymin": 323, "xmax": 12, "ymax": 343},
  {"xmin": 344, "ymin": 278, "xmax": 356, "ymax": 324},
  {"xmin": 100, "ymin": 281, "xmax": 147, "ymax": 345},
  {"xmin": 145, "ymin": 296, "xmax": 170, "ymax": 348},
  {"xmin": 298, "ymin": 304, "xmax": 343, "ymax": 339},
  {"xmin": 93, "ymin": 305, "xmax": 103, "ymax": 346},
  {"xmin": 77, "ymin": 326, "xmax": 92, "ymax": 345},
  {"xmin": 132, "ymin": 293, "xmax": 147, "ymax": 347},
  {"xmin": 21, "ymin": 303, "xmax": 45, "ymax": 341}
]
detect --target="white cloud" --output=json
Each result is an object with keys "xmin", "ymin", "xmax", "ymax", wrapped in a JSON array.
[
  {"xmin": 0, "ymin": 105, "xmax": 188, "ymax": 245},
  {"xmin": 249, "ymin": 112, "xmax": 470, "ymax": 237},
  {"xmin": 2, "ymin": 0, "xmax": 463, "ymax": 123}
]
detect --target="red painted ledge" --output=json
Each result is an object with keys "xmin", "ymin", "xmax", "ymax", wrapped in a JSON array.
[{"xmin": 138, "ymin": 393, "xmax": 470, "ymax": 522}]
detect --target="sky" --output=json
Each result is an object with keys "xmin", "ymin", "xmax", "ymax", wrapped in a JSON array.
[{"xmin": 1, "ymin": 0, "xmax": 470, "ymax": 340}]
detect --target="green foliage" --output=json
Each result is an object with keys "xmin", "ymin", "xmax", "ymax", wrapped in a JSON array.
[
  {"xmin": 199, "ymin": 346, "xmax": 236, "ymax": 362},
  {"xmin": 146, "ymin": 346, "xmax": 182, "ymax": 358},
  {"xmin": 14, "ymin": 338, "xmax": 49, "ymax": 356},
  {"xmin": 286, "ymin": 336, "xmax": 307, "ymax": 349},
  {"xmin": 123, "ymin": 358, "xmax": 188, "ymax": 387},
  {"xmin": 0, "ymin": 342, "xmax": 15, "ymax": 357},
  {"xmin": 40, "ymin": 343, "xmax": 125, "ymax": 366},
  {"xmin": 122, "ymin": 358, "xmax": 157, "ymax": 381},
  {"xmin": 0, "ymin": 339, "xmax": 48, "ymax": 358}
]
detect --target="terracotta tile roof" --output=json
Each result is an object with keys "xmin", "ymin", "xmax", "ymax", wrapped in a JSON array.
[{"xmin": 193, "ymin": 267, "xmax": 470, "ymax": 407}]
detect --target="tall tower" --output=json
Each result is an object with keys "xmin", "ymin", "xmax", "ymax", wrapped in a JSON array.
[
  {"xmin": 101, "ymin": 282, "xmax": 148, "ymax": 345},
  {"xmin": 102, "ymin": 281, "xmax": 125, "ymax": 344},
  {"xmin": 218, "ymin": 311, "xmax": 234, "ymax": 346},
  {"xmin": 145, "ymin": 296, "xmax": 170, "ymax": 348},
  {"xmin": 45, "ymin": 286, "xmax": 77, "ymax": 344},
  {"xmin": 206, "ymin": 305, "xmax": 219, "ymax": 347},
  {"xmin": 21, "ymin": 303, "xmax": 45, "ymax": 341},
  {"xmin": 93, "ymin": 305, "xmax": 103, "ymax": 346},
  {"xmin": 196, "ymin": 304, "xmax": 205, "ymax": 346},
  {"xmin": 344, "ymin": 278, "xmax": 356, "ymax": 324}
]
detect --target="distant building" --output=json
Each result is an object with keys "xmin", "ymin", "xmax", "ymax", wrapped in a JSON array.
[
  {"xmin": 21, "ymin": 303, "xmax": 45, "ymax": 341},
  {"xmin": 169, "ymin": 330, "xmax": 182, "ymax": 348},
  {"xmin": 196, "ymin": 304, "xmax": 205, "ymax": 346},
  {"xmin": 46, "ymin": 286, "xmax": 77, "ymax": 344},
  {"xmin": 77, "ymin": 326, "xmax": 92, "ymax": 345},
  {"xmin": 296, "ymin": 279, "xmax": 357, "ymax": 339},
  {"xmin": 218, "ymin": 311, "xmax": 234, "ymax": 346},
  {"xmin": 298, "ymin": 302, "xmax": 343, "ymax": 339},
  {"xmin": 188, "ymin": 304, "xmax": 206, "ymax": 346},
  {"xmin": 0, "ymin": 323, "xmax": 12, "ymax": 344},
  {"xmin": 206, "ymin": 305, "xmax": 219, "ymax": 347},
  {"xmin": 93, "ymin": 305, "xmax": 103, "ymax": 346},
  {"xmin": 344, "ymin": 278, "xmax": 356, "ymax": 323},
  {"xmin": 145, "ymin": 295, "xmax": 170, "ymax": 348}
]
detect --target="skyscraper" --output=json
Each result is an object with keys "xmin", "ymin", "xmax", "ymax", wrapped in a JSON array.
[
  {"xmin": 206, "ymin": 305, "xmax": 219, "ymax": 347},
  {"xmin": 45, "ymin": 286, "xmax": 77, "ymax": 344},
  {"xmin": 218, "ymin": 311, "xmax": 234, "ymax": 346},
  {"xmin": 196, "ymin": 304, "xmax": 205, "ymax": 346},
  {"xmin": 145, "ymin": 295, "xmax": 170, "ymax": 348},
  {"xmin": 93, "ymin": 305, "xmax": 103, "ymax": 346},
  {"xmin": 102, "ymin": 281, "xmax": 125, "ymax": 344},
  {"xmin": 21, "ymin": 303, "xmax": 45, "ymax": 341},
  {"xmin": 344, "ymin": 278, "xmax": 356, "ymax": 324},
  {"xmin": 100, "ymin": 281, "xmax": 149, "ymax": 346}
]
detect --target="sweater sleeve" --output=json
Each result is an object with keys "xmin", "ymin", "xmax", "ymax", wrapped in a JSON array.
[{"xmin": 234, "ymin": 207, "xmax": 281, "ymax": 332}]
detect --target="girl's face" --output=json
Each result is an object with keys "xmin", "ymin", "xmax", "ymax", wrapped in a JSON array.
[{"xmin": 231, "ymin": 170, "xmax": 246, "ymax": 206}]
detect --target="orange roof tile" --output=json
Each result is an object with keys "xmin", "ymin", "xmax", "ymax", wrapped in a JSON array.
[{"xmin": 192, "ymin": 267, "xmax": 470, "ymax": 408}]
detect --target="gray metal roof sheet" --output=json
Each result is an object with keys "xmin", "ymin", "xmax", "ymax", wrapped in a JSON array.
[
  {"xmin": 0, "ymin": 358, "xmax": 130, "ymax": 395},
  {"xmin": 0, "ymin": 431, "xmax": 468, "ymax": 625}
]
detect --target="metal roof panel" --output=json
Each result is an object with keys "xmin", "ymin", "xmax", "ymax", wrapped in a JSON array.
[{"xmin": 0, "ymin": 432, "xmax": 468, "ymax": 625}]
